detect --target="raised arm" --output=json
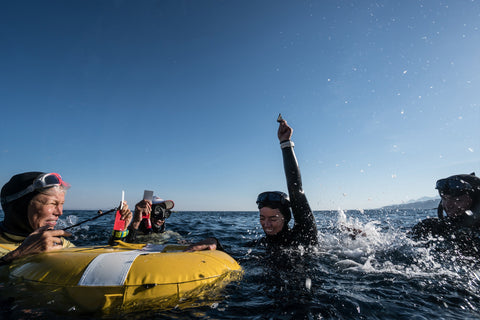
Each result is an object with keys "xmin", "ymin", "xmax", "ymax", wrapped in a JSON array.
[{"xmin": 278, "ymin": 119, "xmax": 318, "ymax": 246}]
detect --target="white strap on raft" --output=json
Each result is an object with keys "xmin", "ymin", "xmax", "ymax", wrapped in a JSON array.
[
  {"xmin": 141, "ymin": 243, "xmax": 166, "ymax": 252},
  {"xmin": 78, "ymin": 244, "xmax": 166, "ymax": 286}
]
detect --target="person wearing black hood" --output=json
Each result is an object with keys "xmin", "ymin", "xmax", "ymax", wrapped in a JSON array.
[
  {"xmin": 411, "ymin": 173, "xmax": 480, "ymax": 256},
  {"xmin": 124, "ymin": 197, "xmax": 174, "ymax": 242},
  {"xmin": 0, "ymin": 171, "xmax": 133, "ymax": 265},
  {"xmin": 254, "ymin": 116, "xmax": 318, "ymax": 248}
]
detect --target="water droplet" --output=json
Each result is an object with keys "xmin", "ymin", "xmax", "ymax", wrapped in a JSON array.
[{"xmin": 305, "ymin": 278, "xmax": 312, "ymax": 290}]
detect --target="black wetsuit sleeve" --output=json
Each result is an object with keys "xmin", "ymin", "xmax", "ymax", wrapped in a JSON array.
[
  {"xmin": 411, "ymin": 218, "xmax": 449, "ymax": 239},
  {"xmin": 282, "ymin": 143, "xmax": 319, "ymax": 246},
  {"xmin": 410, "ymin": 220, "xmax": 431, "ymax": 239},
  {"xmin": 124, "ymin": 227, "xmax": 137, "ymax": 243}
]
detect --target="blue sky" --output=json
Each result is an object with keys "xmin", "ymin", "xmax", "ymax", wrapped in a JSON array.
[{"xmin": 1, "ymin": 0, "xmax": 479, "ymax": 211}]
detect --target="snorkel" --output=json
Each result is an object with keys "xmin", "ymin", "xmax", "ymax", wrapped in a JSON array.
[{"xmin": 436, "ymin": 173, "xmax": 480, "ymax": 220}]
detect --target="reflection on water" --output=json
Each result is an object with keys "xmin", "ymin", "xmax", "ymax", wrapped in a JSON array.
[{"xmin": 1, "ymin": 209, "xmax": 479, "ymax": 319}]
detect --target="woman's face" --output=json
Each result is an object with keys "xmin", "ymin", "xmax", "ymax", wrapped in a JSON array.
[
  {"xmin": 27, "ymin": 188, "xmax": 65, "ymax": 230},
  {"xmin": 441, "ymin": 193, "xmax": 473, "ymax": 218},
  {"xmin": 259, "ymin": 207, "xmax": 285, "ymax": 236}
]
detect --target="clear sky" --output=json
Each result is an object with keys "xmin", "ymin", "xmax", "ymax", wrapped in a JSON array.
[{"xmin": 0, "ymin": 0, "xmax": 479, "ymax": 211}]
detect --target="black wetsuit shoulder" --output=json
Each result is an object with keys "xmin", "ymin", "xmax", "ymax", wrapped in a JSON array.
[
  {"xmin": 411, "ymin": 217, "xmax": 449, "ymax": 238},
  {"xmin": 411, "ymin": 216, "xmax": 480, "ymax": 257},
  {"xmin": 124, "ymin": 221, "xmax": 166, "ymax": 243},
  {"xmin": 412, "ymin": 216, "xmax": 480, "ymax": 239}
]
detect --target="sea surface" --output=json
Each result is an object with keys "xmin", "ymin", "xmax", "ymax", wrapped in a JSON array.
[{"xmin": 1, "ymin": 208, "xmax": 480, "ymax": 320}]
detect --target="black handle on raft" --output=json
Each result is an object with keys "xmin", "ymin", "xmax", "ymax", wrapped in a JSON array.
[{"xmin": 63, "ymin": 208, "xmax": 117, "ymax": 230}]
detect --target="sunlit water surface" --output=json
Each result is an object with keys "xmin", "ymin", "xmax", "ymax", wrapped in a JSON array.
[{"xmin": 1, "ymin": 209, "xmax": 479, "ymax": 319}]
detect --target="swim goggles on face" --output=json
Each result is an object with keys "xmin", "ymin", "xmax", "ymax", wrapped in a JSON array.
[
  {"xmin": 2, "ymin": 173, "xmax": 70, "ymax": 205},
  {"xmin": 256, "ymin": 191, "xmax": 290, "ymax": 208},
  {"xmin": 436, "ymin": 177, "xmax": 474, "ymax": 196}
]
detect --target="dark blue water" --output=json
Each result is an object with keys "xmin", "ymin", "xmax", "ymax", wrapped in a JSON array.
[{"xmin": 1, "ymin": 208, "xmax": 480, "ymax": 319}]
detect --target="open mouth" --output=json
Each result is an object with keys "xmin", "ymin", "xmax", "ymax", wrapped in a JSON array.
[{"xmin": 45, "ymin": 220, "xmax": 57, "ymax": 227}]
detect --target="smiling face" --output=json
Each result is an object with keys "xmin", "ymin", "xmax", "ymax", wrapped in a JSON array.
[
  {"xmin": 27, "ymin": 187, "xmax": 65, "ymax": 230},
  {"xmin": 151, "ymin": 216, "xmax": 165, "ymax": 227},
  {"xmin": 441, "ymin": 193, "xmax": 473, "ymax": 218},
  {"xmin": 259, "ymin": 207, "xmax": 285, "ymax": 236}
]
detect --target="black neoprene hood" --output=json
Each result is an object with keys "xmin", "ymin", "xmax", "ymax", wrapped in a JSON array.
[{"xmin": 0, "ymin": 172, "xmax": 44, "ymax": 236}]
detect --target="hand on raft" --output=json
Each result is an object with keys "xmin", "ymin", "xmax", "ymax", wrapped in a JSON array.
[
  {"xmin": 1, "ymin": 202, "xmax": 133, "ymax": 265},
  {"xmin": 1, "ymin": 226, "xmax": 72, "ymax": 264},
  {"xmin": 184, "ymin": 237, "xmax": 219, "ymax": 252}
]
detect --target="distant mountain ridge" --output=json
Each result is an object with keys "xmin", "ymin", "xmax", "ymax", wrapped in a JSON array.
[{"xmin": 381, "ymin": 196, "xmax": 440, "ymax": 209}]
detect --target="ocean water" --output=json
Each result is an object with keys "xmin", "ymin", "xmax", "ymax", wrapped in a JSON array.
[{"xmin": 1, "ymin": 208, "xmax": 480, "ymax": 320}]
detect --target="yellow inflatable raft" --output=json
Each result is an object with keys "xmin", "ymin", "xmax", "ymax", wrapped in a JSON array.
[{"xmin": 5, "ymin": 241, "xmax": 243, "ymax": 313}]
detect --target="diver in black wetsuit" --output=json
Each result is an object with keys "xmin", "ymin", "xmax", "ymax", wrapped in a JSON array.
[
  {"xmin": 123, "ymin": 197, "xmax": 223, "ymax": 251},
  {"xmin": 411, "ymin": 173, "xmax": 480, "ymax": 256},
  {"xmin": 254, "ymin": 116, "xmax": 318, "ymax": 249},
  {"xmin": 245, "ymin": 118, "xmax": 319, "ymax": 311},
  {"xmin": 125, "ymin": 197, "xmax": 174, "ymax": 243}
]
